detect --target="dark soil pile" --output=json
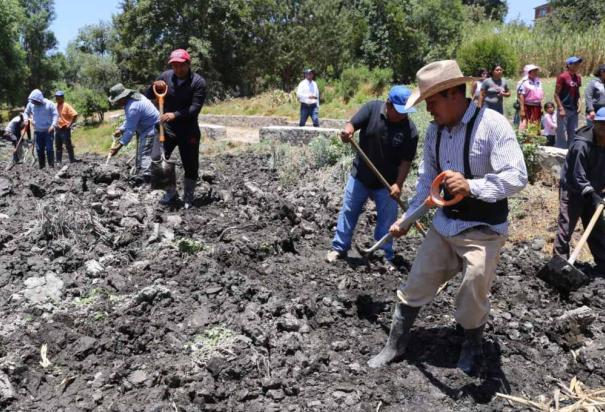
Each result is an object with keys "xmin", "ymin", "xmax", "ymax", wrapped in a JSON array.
[{"xmin": 0, "ymin": 152, "xmax": 604, "ymax": 411}]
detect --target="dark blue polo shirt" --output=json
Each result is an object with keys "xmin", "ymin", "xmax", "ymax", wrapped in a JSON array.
[{"xmin": 350, "ymin": 100, "xmax": 419, "ymax": 189}]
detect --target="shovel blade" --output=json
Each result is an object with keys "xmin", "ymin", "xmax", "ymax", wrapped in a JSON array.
[
  {"xmin": 150, "ymin": 157, "xmax": 176, "ymax": 190},
  {"xmin": 537, "ymin": 254, "xmax": 590, "ymax": 293}
]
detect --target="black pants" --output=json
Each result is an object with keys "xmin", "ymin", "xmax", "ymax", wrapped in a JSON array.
[
  {"xmin": 554, "ymin": 187, "xmax": 605, "ymax": 269},
  {"xmin": 55, "ymin": 127, "xmax": 75, "ymax": 162},
  {"xmin": 152, "ymin": 125, "xmax": 200, "ymax": 180}
]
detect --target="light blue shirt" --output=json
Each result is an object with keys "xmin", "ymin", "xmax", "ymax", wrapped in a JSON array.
[
  {"xmin": 405, "ymin": 102, "xmax": 528, "ymax": 237},
  {"xmin": 24, "ymin": 99, "xmax": 58, "ymax": 132},
  {"xmin": 119, "ymin": 95, "xmax": 160, "ymax": 146}
]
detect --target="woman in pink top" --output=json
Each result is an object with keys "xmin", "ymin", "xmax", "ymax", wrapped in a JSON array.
[
  {"xmin": 518, "ymin": 64, "xmax": 544, "ymax": 129},
  {"xmin": 542, "ymin": 102, "xmax": 557, "ymax": 146}
]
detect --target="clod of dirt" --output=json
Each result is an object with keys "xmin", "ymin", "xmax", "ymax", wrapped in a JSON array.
[
  {"xmin": 21, "ymin": 272, "xmax": 64, "ymax": 304},
  {"xmin": 0, "ymin": 372, "xmax": 16, "ymax": 404},
  {"xmin": 0, "ymin": 177, "xmax": 12, "ymax": 197},
  {"xmin": 28, "ymin": 182, "xmax": 45, "ymax": 198}
]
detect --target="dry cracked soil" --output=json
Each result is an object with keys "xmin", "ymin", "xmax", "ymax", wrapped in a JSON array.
[{"xmin": 0, "ymin": 150, "xmax": 604, "ymax": 411}]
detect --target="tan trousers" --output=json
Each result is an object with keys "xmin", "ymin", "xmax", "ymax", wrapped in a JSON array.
[{"xmin": 398, "ymin": 227, "xmax": 506, "ymax": 330}]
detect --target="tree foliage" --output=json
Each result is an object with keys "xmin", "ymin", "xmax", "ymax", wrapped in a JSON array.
[
  {"xmin": 457, "ymin": 32, "xmax": 520, "ymax": 77},
  {"xmin": 19, "ymin": 0, "xmax": 60, "ymax": 94},
  {"xmin": 547, "ymin": 0, "xmax": 605, "ymax": 30},
  {"xmin": 0, "ymin": 0, "xmax": 26, "ymax": 105}
]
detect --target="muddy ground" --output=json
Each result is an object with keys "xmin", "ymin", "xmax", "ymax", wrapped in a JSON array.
[{"xmin": 0, "ymin": 150, "xmax": 604, "ymax": 411}]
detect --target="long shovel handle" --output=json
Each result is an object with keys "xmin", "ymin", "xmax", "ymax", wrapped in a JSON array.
[
  {"xmin": 153, "ymin": 82, "xmax": 168, "ymax": 145},
  {"xmin": 569, "ymin": 203, "xmax": 605, "ymax": 265},
  {"xmin": 359, "ymin": 172, "xmax": 465, "ymax": 255},
  {"xmin": 348, "ymin": 137, "xmax": 426, "ymax": 236}
]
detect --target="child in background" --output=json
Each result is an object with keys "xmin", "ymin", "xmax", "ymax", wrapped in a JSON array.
[{"xmin": 542, "ymin": 102, "xmax": 557, "ymax": 146}]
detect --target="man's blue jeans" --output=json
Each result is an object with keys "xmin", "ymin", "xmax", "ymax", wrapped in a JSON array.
[
  {"xmin": 299, "ymin": 103, "xmax": 319, "ymax": 127},
  {"xmin": 332, "ymin": 175, "xmax": 398, "ymax": 260},
  {"xmin": 35, "ymin": 131, "xmax": 54, "ymax": 167},
  {"xmin": 555, "ymin": 110, "xmax": 578, "ymax": 148}
]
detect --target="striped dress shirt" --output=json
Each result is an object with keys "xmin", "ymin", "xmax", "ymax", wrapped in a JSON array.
[{"xmin": 405, "ymin": 102, "xmax": 528, "ymax": 236}]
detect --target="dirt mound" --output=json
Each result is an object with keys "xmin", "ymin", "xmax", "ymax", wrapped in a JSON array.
[{"xmin": 0, "ymin": 152, "xmax": 604, "ymax": 411}]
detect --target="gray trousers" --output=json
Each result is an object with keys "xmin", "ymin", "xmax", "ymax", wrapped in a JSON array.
[
  {"xmin": 555, "ymin": 110, "xmax": 578, "ymax": 149},
  {"xmin": 554, "ymin": 187, "xmax": 605, "ymax": 269},
  {"xmin": 136, "ymin": 130, "xmax": 156, "ymax": 177}
]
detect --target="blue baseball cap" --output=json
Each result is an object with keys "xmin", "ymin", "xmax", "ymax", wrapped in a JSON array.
[
  {"xmin": 566, "ymin": 56, "xmax": 582, "ymax": 65},
  {"xmin": 595, "ymin": 107, "xmax": 605, "ymax": 122},
  {"xmin": 388, "ymin": 85, "xmax": 416, "ymax": 114},
  {"xmin": 55, "ymin": 90, "xmax": 65, "ymax": 97}
]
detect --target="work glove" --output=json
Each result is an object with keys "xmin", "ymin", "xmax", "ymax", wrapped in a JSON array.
[{"xmin": 589, "ymin": 191, "xmax": 605, "ymax": 208}]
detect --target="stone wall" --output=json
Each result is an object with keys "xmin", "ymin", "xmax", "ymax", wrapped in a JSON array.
[
  {"xmin": 199, "ymin": 124, "xmax": 227, "ymax": 140},
  {"xmin": 199, "ymin": 114, "xmax": 289, "ymax": 128},
  {"xmin": 536, "ymin": 146, "xmax": 567, "ymax": 182},
  {"xmin": 259, "ymin": 126, "xmax": 341, "ymax": 145}
]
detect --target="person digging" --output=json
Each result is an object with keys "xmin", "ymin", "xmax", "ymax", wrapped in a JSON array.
[
  {"xmin": 107, "ymin": 83, "xmax": 159, "ymax": 182},
  {"xmin": 2, "ymin": 113, "xmax": 30, "ymax": 164},
  {"xmin": 326, "ymin": 86, "xmax": 419, "ymax": 270},
  {"xmin": 553, "ymin": 107, "xmax": 605, "ymax": 275},
  {"xmin": 145, "ymin": 49, "xmax": 207, "ymax": 209},
  {"xmin": 368, "ymin": 60, "xmax": 528, "ymax": 374}
]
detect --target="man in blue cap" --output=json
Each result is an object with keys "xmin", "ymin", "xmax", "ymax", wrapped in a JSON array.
[
  {"xmin": 554, "ymin": 106, "xmax": 605, "ymax": 274},
  {"xmin": 555, "ymin": 56, "xmax": 583, "ymax": 148},
  {"xmin": 326, "ymin": 85, "xmax": 419, "ymax": 268},
  {"xmin": 54, "ymin": 90, "xmax": 78, "ymax": 163}
]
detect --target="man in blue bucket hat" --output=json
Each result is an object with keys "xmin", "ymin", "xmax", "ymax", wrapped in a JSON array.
[{"xmin": 326, "ymin": 85, "xmax": 419, "ymax": 270}]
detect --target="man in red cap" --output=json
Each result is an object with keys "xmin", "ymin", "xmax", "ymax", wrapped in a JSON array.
[{"xmin": 147, "ymin": 49, "xmax": 207, "ymax": 208}]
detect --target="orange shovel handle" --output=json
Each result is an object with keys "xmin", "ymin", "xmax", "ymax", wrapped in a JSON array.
[
  {"xmin": 153, "ymin": 82, "xmax": 168, "ymax": 143},
  {"xmin": 428, "ymin": 171, "xmax": 465, "ymax": 207}
]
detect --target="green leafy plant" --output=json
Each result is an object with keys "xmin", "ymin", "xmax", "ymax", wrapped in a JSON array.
[
  {"xmin": 175, "ymin": 238, "xmax": 205, "ymax": 255},
  {"xmin": 457, "ymin": 32, "xmax": 519, "ymax": 77},
  {"xmin": 308, "ymin": 135, "xmax": 353, "ymax": 168},
  {"xmin": 516, "ymin": 124, "xmax": 546, "ymax": 184}
]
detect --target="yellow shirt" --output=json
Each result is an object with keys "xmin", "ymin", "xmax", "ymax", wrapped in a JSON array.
[{"xmin": 56, "ymin": 102, "xmax": 78, "ymax": 128}]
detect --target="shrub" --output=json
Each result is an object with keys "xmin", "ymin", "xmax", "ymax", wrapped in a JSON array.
[
  {"xmin": 516, "ymin": 125, "xmax": 546, "ymax": 184},
  {"xmin": 338, "ymin": 65, "xmax": 393, "ymax": 102},
  {"xmin": 457, "ymin": 33, "xmax": 519, "ymax": 77},
  {"xmin": 308, "ymin": 135, "xmax": 353, "ymax": 168}
]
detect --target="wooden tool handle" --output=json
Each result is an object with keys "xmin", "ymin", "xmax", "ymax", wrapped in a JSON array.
[
  {"xmin": 348, "ymin": 137, "xmax": 426, "ymax": 235},
  {"xmin": 569, "ymin": 203, "xmax": 605, "ymax": 265}
]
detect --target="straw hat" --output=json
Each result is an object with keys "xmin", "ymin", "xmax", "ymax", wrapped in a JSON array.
[{"xmin": 405, "ymin": 60, "xmax": 476, "ymax": 109}]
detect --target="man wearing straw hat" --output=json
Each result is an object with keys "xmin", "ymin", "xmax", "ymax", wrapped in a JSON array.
[
  {"xmin": 368, "ymin": 60, "xmax": 528, "ymax": 375},
  {"xmin": 107, "ymin": 83, "xmax": 159, "ymax": 181}
]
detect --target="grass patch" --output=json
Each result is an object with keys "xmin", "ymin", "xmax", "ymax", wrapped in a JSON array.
[
  {"xmin": 74, "ymin": 288, "xmax": 116, "ymax": 306},
  {"xmin": 185, "ymin": 326, "xmax": 243, "ymax": 365},
  {"xmin": 175, "ymin": 238, "xmax": 205, "ymax": 255}
]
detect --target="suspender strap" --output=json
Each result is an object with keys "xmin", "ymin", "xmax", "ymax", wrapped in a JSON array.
[
  {"xmin": 463, "ymin": 107, "xmax": 481, "ymax": 178},
  {"xmin": 435, "ymin": 106, "xmax": 480, "ymax": 175}
]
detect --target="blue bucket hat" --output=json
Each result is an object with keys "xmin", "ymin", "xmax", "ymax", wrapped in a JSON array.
[
  {"xmin": 595, "ymin": 107, "xmax": 605, "ymax": 122},
  {"xmin": 55, "ymin": 90, "xmax": 65, "ymax": 97},
  {"xmin": 566, "ymin": 56, "xmax": 583, "ymax": 65},
  {"xmin": 388, "ymin": 85, "xmax": 416, "ymax": 114}
]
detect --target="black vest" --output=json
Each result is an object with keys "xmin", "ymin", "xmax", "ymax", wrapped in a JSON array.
[{"xmin": 436, "ymin": 108, "xmax": 508, "ymax": 225}]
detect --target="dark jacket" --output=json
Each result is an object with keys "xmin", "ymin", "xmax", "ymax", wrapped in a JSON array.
[
  {"xmin": 585, "ymin": 78, "xmax": 605, "ymax": 114},
  {"xmin": 145, "ymin": 69, "xmax": 207, "ymax": 136},
  {"xmin": 560, "ymin": 125, "xmax": 605, "ymax": 197}
]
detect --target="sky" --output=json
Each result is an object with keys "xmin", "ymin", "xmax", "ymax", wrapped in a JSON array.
[
  {"xmin": 51, "ymin": 0, "xmax": 122, "ymax": 52},
  {"xmin": 50, "ymin": 0, "xmax": 548, "ymax": 52}
]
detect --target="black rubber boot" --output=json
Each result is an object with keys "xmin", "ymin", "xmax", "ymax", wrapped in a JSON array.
[
  {"xmin": 38, "ymin": 152, "xmax": 45, "ymax": 169},
  {"xmin": 367, "ymin": 303, "xmax": 420, "ymax": 368},
  {"xmin": 457, "ymin": 324, "xmax": 485, "ymax": 376}
]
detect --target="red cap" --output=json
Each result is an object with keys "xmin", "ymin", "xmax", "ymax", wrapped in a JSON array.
[{"xmin": 168, "ymin": 49, "xmax": 191, "ymax": 63}]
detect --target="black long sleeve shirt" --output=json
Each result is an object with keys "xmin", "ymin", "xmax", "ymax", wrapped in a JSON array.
[
  {"xmin": 561, "ymin": 125, "xmax": 605, "ymax": 197},
  {"xmin": 145, "ymin": 69, "xmax": 207, "ymax": 136}
]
